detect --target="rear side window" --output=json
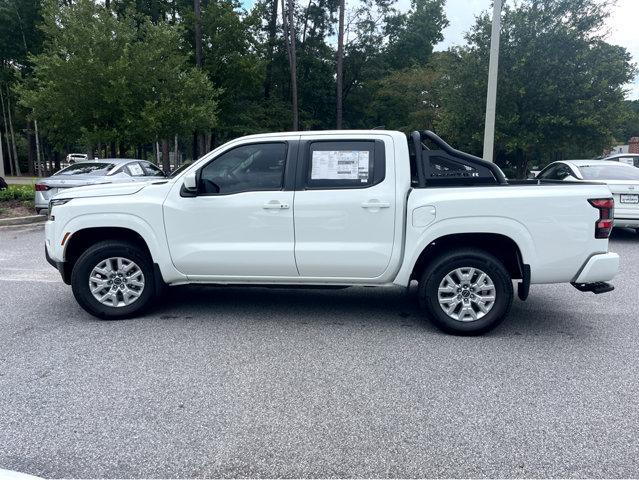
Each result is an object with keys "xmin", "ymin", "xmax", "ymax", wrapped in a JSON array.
[
  {"xmin": 579, "ymin": 165, "xmax": 639, "ymax": 180},
  {"xmin": 125, "ymin": 162, "xmax": 145, "ymax": 176},
  {"xmin": 55, "ymin": 163, "xmax": 114, "ymax": 176},
  {"xmin": 305, "ymin": 140, "xmax": 385, "ymax": 189}
]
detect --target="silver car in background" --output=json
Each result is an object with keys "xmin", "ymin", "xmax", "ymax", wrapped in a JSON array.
[
  {"xmin": 34, "ymin": 159, "xmax": 166, "ymax": 213},
  {"xmin": 536, "ymin": 159, "xmax": 639, "ymax": 231}
]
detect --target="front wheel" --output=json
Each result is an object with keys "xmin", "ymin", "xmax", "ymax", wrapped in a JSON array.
[
  {"xmin": 71, "ymin": 240, "xmax": 155, "ymax": 319},
  {"xmin": 418, "ymin": 249, "xmax": 513, "ymax": 335}
]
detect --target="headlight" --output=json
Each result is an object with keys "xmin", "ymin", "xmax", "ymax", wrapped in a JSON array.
[{"xmin": 48, "ymin": 198, "xmax": 72, "ymax": 220}]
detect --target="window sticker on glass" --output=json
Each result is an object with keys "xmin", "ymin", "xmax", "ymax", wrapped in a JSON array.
[
  {"xmin": 311, "ymin": 150, "xmax": 370, "ymax": 182},
  {"xmin": 128, "ymin": 163, "xmax": 144, "ymax": 176}
]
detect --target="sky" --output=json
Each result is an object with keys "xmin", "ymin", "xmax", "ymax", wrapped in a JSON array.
[{"xmin": 428, "ymin": 0, "xmax": 639, "ymax": 100}]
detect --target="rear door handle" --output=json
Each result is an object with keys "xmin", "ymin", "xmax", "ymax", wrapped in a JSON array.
[
  {"xmin": 361, "ymin": 200, "xmax": 391, "ymax": 209},
  {"xmin": 262, "ymin": 201, "xmax": 290, "ymax": 210}
]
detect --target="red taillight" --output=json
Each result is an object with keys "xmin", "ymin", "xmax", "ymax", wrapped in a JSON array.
[
  {"xmin": 589, "ymin": 197, "xmax": 614, "ymax": 239},
  {"xmin": 35, "ymin": 184, "xmax": 50, "ymax": 191}
]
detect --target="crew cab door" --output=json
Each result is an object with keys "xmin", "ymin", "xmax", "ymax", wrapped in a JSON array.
[
  {"xmin": 293, "ymin": 137, "xmax": 396, "ymax": 278},
  {"xmin": 163, "ymin": 140, "xmax": 299, "ymax": 278}
]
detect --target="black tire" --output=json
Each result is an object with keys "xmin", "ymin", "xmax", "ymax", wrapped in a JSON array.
[
  {"xmin": 71, "ymin": 240, "xmax": 155, "ymax": 320},
  {"xmin": 418, "ymin": 248, "xmax": 513, "ymax": 336}
]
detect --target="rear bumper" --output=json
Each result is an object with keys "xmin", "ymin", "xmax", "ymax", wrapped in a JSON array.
[{"xmin": 573, "ymin": 252, "xmax": 619, "ymax": 284}]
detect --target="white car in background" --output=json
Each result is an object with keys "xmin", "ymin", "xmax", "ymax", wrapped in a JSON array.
[
  {"xmin": 604, "ymin": 153, "xmax": 639, "ymax": 168},
  {"xmin": 66, "ymin": 153, "xmax": 89, "ymax": 164},
  {"xmin": 35, "ymin": 159, "xmax": 166, "ymax": 213},
  {"xmin": 536, "ymin": 160, "xmax": 639, "ymax": 231}
]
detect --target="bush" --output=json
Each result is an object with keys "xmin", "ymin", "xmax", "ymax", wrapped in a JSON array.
[{"xmin": 0, "ymin": 184, "xmax": 36, "ymax": 202}]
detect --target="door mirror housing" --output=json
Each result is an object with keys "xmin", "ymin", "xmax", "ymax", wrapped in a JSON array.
[
  {"xmin": 183, "ymin": 171, "xmax": 197, "ymax": 191},
  {"xmin": 181, "ymin": 171, "xmax": 198, "ymax": 197}
]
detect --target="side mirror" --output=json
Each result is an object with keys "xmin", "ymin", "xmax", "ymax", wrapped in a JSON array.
[{"xmin": 183, "ymin": 171, "xmax": 197, "ymax": 192}]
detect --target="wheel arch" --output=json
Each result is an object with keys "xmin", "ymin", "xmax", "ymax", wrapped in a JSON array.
[
  {"xmin": 61, "ymin": 226, "xmax": 153, "ymax": 284},
  {"xmin": 409, "ymin": 232, "xmax": 526, "ymax": 283}
]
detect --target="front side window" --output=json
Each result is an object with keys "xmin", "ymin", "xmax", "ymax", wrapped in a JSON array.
[
  {"xmin": 198, "ymin": 143, "xmax": 287, "ymax": 194},
  {"xmin": 125, "ymin": 162, "xmax": 146, "ymax": 176}
]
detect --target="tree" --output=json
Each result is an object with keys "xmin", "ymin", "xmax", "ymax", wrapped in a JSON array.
[
  {"xmin": 281, "ymin": 0, "xmax": 299, "ymax": 130},
  {"xmin": 18, "ymin": 0, "xmax": 219, "ymax": 158},
  {"xmin": 613, "ymin": 100, "xmax": 639, "ymax": 144},
  {"xmin": 335, "ymin": 0, "xmax": 344, "ymax": 128},
  {"xmin": 437, "ymin": 0, "xmax": 636, "ymax": 177}
]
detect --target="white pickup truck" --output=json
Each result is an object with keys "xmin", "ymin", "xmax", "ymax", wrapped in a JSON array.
[{"xmin": 45, "ymin": 130, "xmax": 619, "ymax": 335}]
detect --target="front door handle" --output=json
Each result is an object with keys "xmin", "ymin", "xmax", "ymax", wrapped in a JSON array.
[
  {"xmin": 262, "ymin": 200, "xmax": 290, "ymax": 210},
  {"xmin": 361, "ymin": 200, "xmax": 391, "ymax": 209}
]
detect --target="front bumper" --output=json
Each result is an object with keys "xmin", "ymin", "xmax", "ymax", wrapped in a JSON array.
[
  {"xmin": 45, "ymin": 245, "xmax": 69, "ymax": 283},
  {"xmin": 573, "ymin": 252, "xmax": 619, "ymax": 284}
]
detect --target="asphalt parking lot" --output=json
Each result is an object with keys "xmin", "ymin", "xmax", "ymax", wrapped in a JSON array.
[{"xmin": 1, "ymin": 224, "xmax": 638, "ymax": 478}]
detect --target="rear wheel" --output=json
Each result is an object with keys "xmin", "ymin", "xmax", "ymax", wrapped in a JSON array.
[
  {"xmin": 71, "ymin": 240, "xmax": 155, "ymax": 319},
  {"xmin": 418, "ymin": 249, "xmax": 513, "ymax": 335}
]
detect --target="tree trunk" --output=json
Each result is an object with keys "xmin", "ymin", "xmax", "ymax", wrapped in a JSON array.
[
  {"xmin": 174, "ymin": 134, "xmax": 179, "ymax": 167},
  {"xmin": 54, "ymin": 150, "xmax": 60, "ymax": 172},
  {"xmin": 194, "ymin": 0, "xmax": 203, "ymax": 68},
  {"xmin": 0, "ymin": 131, "xmax": 5, "ymax": 179},
  {"xmin": 281, "ymin": 0, "xmax": 299, "ymax": 131},
  {"xmin": 301, "ymin": 0, "xmax": 312, "ymax": 44},
  {"xmin": 27, "ymin": 120, "xmax": 36, "ymax": 176},
  {"xmin": 5, "ymin": 88, "xmax": 20, "ymax": 176},
  {"xmin": 192, "ymin": 131, "xmax": 198, "ymax": 160},
  {"xmin": 198, "ymin": 133, "xmax": 206, "ymax": 157},
  {"xmin": 263, "ymin": 0, "xmax": 279, "ymax": 99},
  {"xmin": 0, "ymin": 88, "xmax": 14, "ymax": 176},
  {"xmin": 119, "ymin": 142, "xmax": 126, "ymax": 158},
  {"xmin": 336, "ymin": 0, "xmax": 345, "ymax": 129},
  {"xmin": 110, "ymin": 141, "xmax": 116, "ymax": 158},
  {"xmin": 161, "ymin": 139, "xmax": 170, "ymax": 173}
]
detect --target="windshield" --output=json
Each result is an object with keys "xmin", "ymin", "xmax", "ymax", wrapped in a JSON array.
[
  {"xmin": 578, "ymin": 165, "xmax": 639, "ymax": 180},
  {"xmin": 55, "ymin": 162, "xmax": 114, "ymax": 176},
  {"xmin": 169, "ymin": 162, "xmax": 193, "ymax": 178}
]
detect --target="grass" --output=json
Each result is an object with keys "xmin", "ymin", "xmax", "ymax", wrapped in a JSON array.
[{"xmin": 0, "ymin": 184, "xmax": 36, "ymax": 202}]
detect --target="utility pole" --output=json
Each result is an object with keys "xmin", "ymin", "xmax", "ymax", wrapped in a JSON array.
[{"xmin": 482, "ymin": 0, "xmax": 502, "ymax": 162}]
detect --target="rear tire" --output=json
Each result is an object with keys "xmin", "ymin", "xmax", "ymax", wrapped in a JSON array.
[
  {"xmin": 418, "ymin": 249, "xmax": 513, "ymax": 335},
  {"xmin": 71, "ymin": 240, "xmax": 155, "ymax": 320}
]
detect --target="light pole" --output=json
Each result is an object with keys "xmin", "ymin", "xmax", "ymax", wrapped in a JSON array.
[{"xmin": 482, "ymin": 0, "xmax": 502, "ymax": 162}]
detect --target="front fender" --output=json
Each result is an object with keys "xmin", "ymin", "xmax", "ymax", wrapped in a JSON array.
[
  {"xmin": 59, "ymin": 213, "xmax": 186, "ymax": 284},
  {"xmin": 393, "ymin": 216, "xmax": 537, "ymax": 286}
]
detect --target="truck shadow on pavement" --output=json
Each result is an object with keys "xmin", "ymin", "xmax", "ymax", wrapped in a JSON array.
[
  {"xmin": 150, "ymin": 281, "xmax": 594, "ymax": 339},
  {"xmin": 609, "ymin": 227, "xmax": 638, "ymax": 243}
]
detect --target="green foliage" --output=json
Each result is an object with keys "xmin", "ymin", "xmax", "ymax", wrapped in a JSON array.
[
  {"xmin": 1, "ymin": 0, "xmax": 636, "ymax": 174},
  {"xmin": 614, "ymin": 100, "xmax": 639, "ymax": 143},
  {"xmin": 0, "ymin": 184, "xmax": 35, "ymax": 201},
  {"xmin": 17, "ymin": 0, "xmax": 219, "ymax": 150},
  {"xmin": 436, "ymin": 0, "xmax": 637, "ymax": 176}
]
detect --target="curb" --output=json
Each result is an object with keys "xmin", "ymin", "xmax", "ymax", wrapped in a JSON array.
[{"xmin": 0, "ymin": 214, "xmax": 47, "ymax": 227}]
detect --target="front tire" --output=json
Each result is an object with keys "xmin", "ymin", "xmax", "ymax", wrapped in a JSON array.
[
  {"xmin": 418, "ymin": 249, "xmax": 513, "ymax": 335},
  {"xmin": 71, "ymin": 240, "xmax": 155, "ymax": 319}
]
